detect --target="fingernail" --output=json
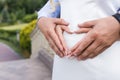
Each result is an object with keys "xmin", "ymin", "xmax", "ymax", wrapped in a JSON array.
[
  {"xmin": 65, "ymin": 51, "xmax": 68, "ymax": 56},
  {"xmin": 78, "ymin": 24, "xmax": 84, "ymax": 26},
  {"xmin": 63, "ymin": 52, "xmax": 66, "ymax": 56},
  {"xmin": 60, "ymin": 47, "xmax": 63, "ymax": 51},
  {"xmin": 66, "ymin": 54, "xmax": 75, "ymax": 59},
  {"xmin": 59, "ymin": 55, "xmax": 62, "ymax": 58},
  {"xmin": 70, "ymin": 54, "xmax": 74, "ymax": 57},
  {"xmin": 73, "ymin": 31, "xmax": 76, "ymax": 33},
  {"xmin": 77, "ymin": 57, "xmax": 81, "ymax": 61},
  {"xmin": 60, "ymin": 54, "xmax": 64, "ymax": 58},
  {"xmin": 66, "ymin": 55, "xmax": 71, "ymax": 58},
  {"xmin": 67, "ymin": 50, "xmax": 71, "ymax": 55},
  {"xmin": 80, "ymin": 56, "xmax": 87, "ymax": 61},
  {"xmin": 70, "ymin": 31, "xmax": 74, "ymax": 34},
  {"xmin": 82, "ymin": 58, "xmax": 87, "ymax": 61},
  {"xmin": 65, "ymin": 22, "xmax": 69, "ymax": 25},
  {"xmin": 74, "ymin": 54, "xmax": 77, "ymax": 56},
  {"xmin": 78, "ymin": 24, "xmax": 81, "ymax": 27},
  {"xmin": 68, "ymin": 56, "xmax": 75, "ymax": 59}
]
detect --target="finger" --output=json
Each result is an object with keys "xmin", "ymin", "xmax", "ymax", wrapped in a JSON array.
[
  {"xmin": 48, "ymin": 30, "xmax": 63, "ymax": 51},
  {"xmin": 69, "ymin": 41, "xmax": 82, "ymax": 56},
  {"xmin": 71, "ymin": 31, "xmax": 96, "ymax": 56},
  {"xmin": 77, "ymin": 39, "xmax": 102, "ymax": 60},
  {"xmin": 88, "ymin": 47, "xmax": 106, "ymax": 58},
  {"xmin": 53, "ymin": 18, "xmax": 69, "ymax": 26},
  {"xmin": 47, "ymin": 37, "xmax": 64, "ymax": 57},
  {"xmin": 74, "ymin": 28, "xmax": 92, "ymax": 34},
  {"xmin": 88, "ymin": 45, "xmax": 108, "ymax": 58},
  {"xmin": 56, "ymin": 26, "xmax": 67, "ymax": 55},
  {"xmin": 78, "ymin": 20, "xmax": 97, "ymax": 28},
  {"xmin": 70, "ymin": 40, "xmax": 82, "ymax": 52},
  {"xmin": 44, "ymin": 33, "xmax": 50, "ymax": 41},
  {"xmin": 61, "ymin": 25, "xmax": 73, "ymax": 34}
]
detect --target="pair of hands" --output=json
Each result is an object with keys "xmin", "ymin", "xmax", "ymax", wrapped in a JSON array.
[{"xmin": 38, "ymin": 16, "xmax": 120, "ymax": 60}]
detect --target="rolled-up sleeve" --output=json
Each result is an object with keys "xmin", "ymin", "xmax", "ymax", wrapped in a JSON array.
[{"xmin": 37, "ymin": 0, "xmax": 60, "ymax": 19}]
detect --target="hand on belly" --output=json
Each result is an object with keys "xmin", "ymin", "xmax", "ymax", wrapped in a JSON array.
[
  {"xmin": 70, "ymin": 16, "xmax": 120, "ymax": 60},
  {"xmin": 53, "ymin": 23, "xmax": 91, "ymax": 57}
]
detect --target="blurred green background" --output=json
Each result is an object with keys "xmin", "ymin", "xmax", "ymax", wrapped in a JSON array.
[{"xmin": 0, "ymin": 0, "xmax": 47, "ymax": 58}]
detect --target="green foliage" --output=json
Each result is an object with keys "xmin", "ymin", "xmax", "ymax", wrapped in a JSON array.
[
  {"xmin": 1, "ymin": 4, "xmax": 10, "ymax": 23},
  {"xmin": 0, "ymin": 0, "xmax": 47, "ymax": 24},
  {"xmin": 6, "ymin": 0, "xmax": 47, "ymax": 14},
  {"xmin": 22, "ymin": 12, "xmax": 37, "ymax": 23},
  {"xmin": 20, "ymin": 20, "xmax": 37, "ymax": 53},
  {"xmin": 9, "ymin": 12, "xmax": 17, "ymax": 24},
  {"xmin": 0, "ymin": 29, "xmax": 19, "ymax": 46},
  {"xmin": 16, "ymin": 9, "xmax": 26, "ymax": 20}
]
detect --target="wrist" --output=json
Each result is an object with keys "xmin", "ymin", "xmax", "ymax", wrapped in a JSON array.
[
  {"xmin": 112, "ymin": 13, "xmax": 120, "ymax": 23},
  {"xmin": 112, "ymin": 8, "xmax": 120, "ymax": 39},
  {"xmin": 37, "ymin": 17, "xmax": 47, "ymax": 24},
  {"xmin": 112, "ymin": 8, "xmax": 120, "ymax": 24}
]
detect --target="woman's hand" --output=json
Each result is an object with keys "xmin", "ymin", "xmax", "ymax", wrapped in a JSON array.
[
  {"xmin": 70, "ymin": 16, "xmax": 120, "ymax": 60},
  {"xmin": 55, "ymin": 25, "xmax": 73, "ymax": 55},
  {"xmin": 37, "ymin": 17, "xmax": 70, "ymax": 57}
]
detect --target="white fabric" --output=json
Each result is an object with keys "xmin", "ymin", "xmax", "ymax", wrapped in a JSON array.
[
  {"xmin": 37, "ymin": 0, "xmax": 60, "ymax": 19},
  {"xmin": 52, "ymin": 0, "xmax": 120, "ymax": 80}
]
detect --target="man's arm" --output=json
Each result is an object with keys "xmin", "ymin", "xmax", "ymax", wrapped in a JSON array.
[{"xmin": 37, "ymin": 0, "xmax": 60, "ymax": 19}]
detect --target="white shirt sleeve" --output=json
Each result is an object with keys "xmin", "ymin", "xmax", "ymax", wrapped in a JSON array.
[{"xmin": 37, "ymin": 0, "xmax": 60, "ymax": 19}]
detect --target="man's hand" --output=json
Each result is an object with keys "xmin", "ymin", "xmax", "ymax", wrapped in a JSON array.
[
  {"xmin": 70, "ymin": 16, "xmax": 120, "ymax": 60},
  {"xmin": 38, "ymin": 17, "xmax": 70, "ymax": 57}
]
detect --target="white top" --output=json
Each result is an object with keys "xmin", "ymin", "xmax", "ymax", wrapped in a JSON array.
[
  {"xmin": 52, "ymin": 0, "xmax": 120, "ymax": 80},
  {"xmin": 37, "ymin": 0, "xmax": 120, "ymax": 18}
]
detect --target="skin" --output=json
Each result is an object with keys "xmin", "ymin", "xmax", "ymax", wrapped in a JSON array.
[
  {"xmin": 55, "ymin": 25, "xmax": 73, "ymax": 55},
  {"xmin": 38, "ymin": 16, "xmax": 120, "ymax": 60},
  {"xmin": 38, "ymin": 17, "xmax": 72, "ymax": 57},
  {"xmin": 70, "ymin": 16, "xmax": 120, "ymax": 60}
]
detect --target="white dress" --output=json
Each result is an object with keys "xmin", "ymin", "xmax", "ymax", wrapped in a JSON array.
[{"xmin": 52, "ymin": 0, "xmax": 120, "ymax": 80}]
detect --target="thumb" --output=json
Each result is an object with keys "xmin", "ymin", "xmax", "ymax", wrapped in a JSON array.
[
  {"xmin": 53, "ymin": 18, "xmax": 69, "ymax": 26},
  {"xmin": 78, "ymin": 20, "xmax": 97, "ymax": 28}
]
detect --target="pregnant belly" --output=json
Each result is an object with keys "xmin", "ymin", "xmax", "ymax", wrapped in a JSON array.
[
  {"xmin": 63, "ymin": 32, "xmax": 86, "ymax": 49},
  {"xmin": 63, "ymin": 31, "xmax": 120, "ymax": 75}
]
